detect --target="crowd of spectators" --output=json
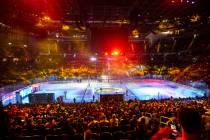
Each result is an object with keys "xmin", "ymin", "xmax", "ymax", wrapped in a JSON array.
[
  {"xmin": 0, "ymin": 58, "xmax": 209, "ymax": 88},
  {"xmin": 0, "ymin": 97, "xmax": 209, "ymax": 140}
]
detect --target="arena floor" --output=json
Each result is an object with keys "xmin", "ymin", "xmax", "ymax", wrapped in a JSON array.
[{"xmin": 2, "ymin": 79, "xmax": 205, "ymax": 105}]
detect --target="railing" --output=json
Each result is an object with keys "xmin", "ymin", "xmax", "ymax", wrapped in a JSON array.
[
  {"xmin": 81, "ymin": 83, "xmax": 90, "ymax": 102},
  {"xmin": 125, "ymin": 86, "xmax": 138, "ymax": 100},
  {"xmin": 160, "ymin": 116, "xmax": 174, "ymax": 125},
  {"xmin": 1, "ymin": 75, "xmax": 208, "ymax": 103}
]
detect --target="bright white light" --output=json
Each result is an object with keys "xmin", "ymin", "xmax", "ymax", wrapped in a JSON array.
[
  {"xmin": 161, "ymin": 31, "xmax": 173, "ymax": 35},
  {"xmin": 2, "ymin": 58, "xmax": 7, "ymax": 62},
  {"xmin": 191, "ymin": 1, "xmax": 195, "ymax": 4},
  {"xmin": 8, "ymin": 42, "xmax": 12, "ymax": 45},
  {"xmin": 140, "ymin": 65, "xmax": 146, "ymax": 70},
  {"xmin": 23, "ymin": 44, "xmax": 27, "ymax": 47},
  {"xmin": 90, "ymin": 57, "xmax": 97, "ymax": 61},
  {"xmin": 55, "ymin": 33, "xmax": 59, "ymax": 38},
  {"xmin": 101, "ymin": 75, "xmax": 108, "ymax": 80},
  {"xmin": 13, "ymin": 58, "xmax": 19, "ymax": 62}
]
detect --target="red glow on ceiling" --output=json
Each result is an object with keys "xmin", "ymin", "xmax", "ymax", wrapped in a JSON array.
[
  {"xmin": 20, "ymin": 0, "xmax": 45, "ymax": 8},
  {"xmin": 111, "ymin": 50, "xmax": 120, "ymax": 56},
  {"xmin": 92, "ymin": 28, "xmax": 130, "ymax": 55},
  {"xmin": 19, "ymin": 0, "xmax": 59, "ymax": 19},
  {"xmin": 105, "ymin": 38, "xmax": 126, "ymax": 56},
  {"xmin": 104, "ymin": 52, "xmax": 109, "ymax": 56}
]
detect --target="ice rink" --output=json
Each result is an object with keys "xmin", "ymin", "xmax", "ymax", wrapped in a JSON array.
[{"xmin": 2, "ymin": 79, "xmax": 205, "ymax": 105}]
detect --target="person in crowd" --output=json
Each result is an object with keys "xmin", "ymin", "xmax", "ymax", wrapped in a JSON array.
[
  {"xmin": 110, "ymin": 114, "xmax": 119, "ymax": 127},
  {"xmin": 1, "ymin": 97, "xmax": 209, "ymax": 140},
  {"xmin": 0, "ymin": 101, "xmax": 9, "ymax": 137},
  {"xmin": 151, "ymin": 107, "xmax": 203, "ymax": 140},
  {"xmin": 136, "ymin": 117, "xmax": 148, "ymax": 140},
  {"xmin": 176, "ymin": 107, "xmax": 202, "ymax": 140},
  {"xmin": 100, "ymin": 115, "xmax": 109, "ymax": 126}
]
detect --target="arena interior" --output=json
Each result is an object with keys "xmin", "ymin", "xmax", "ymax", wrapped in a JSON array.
[{"xmin": 0, "ymin": 0, "xmax": 209, "ymax": 140}]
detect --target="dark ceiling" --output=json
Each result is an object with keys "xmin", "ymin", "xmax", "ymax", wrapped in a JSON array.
[{"xmin": 0, "ymin": 0, "xmax": 209, "ymax": 33}]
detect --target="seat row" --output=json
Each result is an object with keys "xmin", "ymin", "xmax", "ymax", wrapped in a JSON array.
[{"xmin": 1, "ymin": 130, "xmax": 137, "ymax": 140}]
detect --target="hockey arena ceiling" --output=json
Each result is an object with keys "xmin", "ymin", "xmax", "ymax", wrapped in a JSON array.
[
  {"xmin": 0, "ymin": 0, "xmax": 209, "ymax": 33},
  {"xmin": 0, "ymin": 0, "xmax": 209, "ymax": 58}
]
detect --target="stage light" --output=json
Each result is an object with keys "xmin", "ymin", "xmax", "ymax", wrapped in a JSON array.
[
  {"xmin": 36, "ymin": 15, "xmax": 52, "ymax": 27},
  {"xmin": 112, "ymin": 50, "xmax": 119, "ymax": 56},
  {"xmin": 104, "ymin": 52, "xmax": 108, "ymax": 56},
  {"xmin": 35, "ymin": 20, "xmax": 44, "ymax": 27},
  {"xmin": 2, "ymin": 58, "xmax": 7, "ymax": 62},
  {"xmin": 55, "ymin": 33, "xmax": 59, "ymax": 38},
  {"xmin": 62, "ymin": 25, "xmax": 70, "ymax": 31},
  {"xmin": 13, "ymin": 58, "xmax": 19, "ymax": 62},
  {"xmin": 101, "ymin": 75, "xmax": 108, "ymax": 80},
  {"xmin": 132, "ymin": 29, "xmax": 140, "ymax": 38},
  {"xmin": 161, "ymin": 30, "xmax": 173, "ymax": 35},
  {"xmin": 8, "ymin": 42, "xmax": 12, "ymax": 45},
  {"xmin": 43, "ymin": 15, "xmax": 51, "ymax": 22},
  {"xmin": 90, "ymin": 57, "xmax": 97, "ymax": 61}
]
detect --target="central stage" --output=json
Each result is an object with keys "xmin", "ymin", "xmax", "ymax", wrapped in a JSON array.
[{"xmin": 95, "ymin": 87, "xmax": 125, "ymax": 102}]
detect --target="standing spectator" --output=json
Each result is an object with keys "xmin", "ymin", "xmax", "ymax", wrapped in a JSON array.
[
  {"xmin": 0, "ymin": 101, "xmax": 9, "ymax": 137},
  {"xmin": 93, "ymin": 94, "xmax": 95, "ymax": 102},
  {"xmin": 176, "ymin": 107, "xmax": 202, "ymax": 140},
  {"xmin": 64, "ymin": 91, "xmax": 67, "ymax": 99},
  {"xmin": 151, "ymin": 107, "xmax": 202, "ymax": 140},
  {"xmin": 110, "ymin": 114, "xmax": 119, "ymax": 127}
]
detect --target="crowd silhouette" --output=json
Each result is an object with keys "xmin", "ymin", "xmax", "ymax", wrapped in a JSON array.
[{"xmin": 0, "ymin": 97, "xmax": 209, "ymax": 140}]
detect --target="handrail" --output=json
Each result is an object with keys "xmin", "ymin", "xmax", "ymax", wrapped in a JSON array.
[
  {"xmin": 160, "ymin": 116, "xmax": 174, "ymax": 125},
  {"xmin": 81, "ymin": 83, "xmax": 90, "ymax": 102},
  {"xmin": 125, "ymin": 86, "xmax": 138, "ymax": 100}
]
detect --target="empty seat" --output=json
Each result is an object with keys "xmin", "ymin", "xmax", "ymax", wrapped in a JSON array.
[
  {"xmin": 125, "ymin": 130, "xmax": 136, "ymax": 140},
  {"xmin": 73, "ymin": 133, "xmax": 83, "ymax": 140},
  {"xmin": 53, "ymin": 128, "xmax": 63, "ymax": 135},
  {"xmin": 100, "ymin": 132, "xmax": 112, "ymax": 140},
  {"xmin": 15, "ymin": 135, "xmax": 45, "ymax": 140},
  {"xmin": 46, "ymin": 135, "xmax": 62, "ymax": 140},
  {"xmin": 91, "ymin": 133, "xmax": 99, "ymax": 140},
  {"xmin": 31, "ymin": 129, "xmax": 41, "ymax": 135},
  {"xmin": 31, "ymin": 135, "xmax": 45, "ymax": 140},
  {"xmin": 100, "ymin": 126, "xmax": 109, "ymax": 132},
  {"xmin": 112, "ymin": 131, "xmax": 125, "ymax": 140},
  {"xmin": 0, "ymin": 136, "xmax": 13, "ymax": 140},
  {"xmin": 15, "ymin": 136, "xmax": 32, "ymax": 140}
]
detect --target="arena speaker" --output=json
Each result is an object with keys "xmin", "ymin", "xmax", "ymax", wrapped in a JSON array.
[{"xmin": 28, "ymin": 93, "xmax": 55, "ymax": 104}]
